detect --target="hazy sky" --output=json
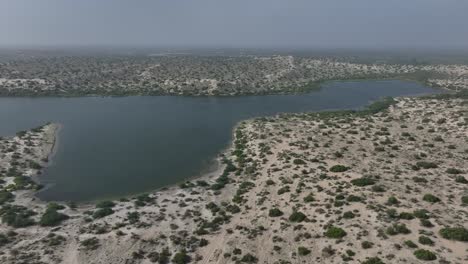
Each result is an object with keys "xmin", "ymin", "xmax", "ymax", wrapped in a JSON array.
[{"xmin": 1, "ymin": 0, "xmax": 467, "ymax": 48}]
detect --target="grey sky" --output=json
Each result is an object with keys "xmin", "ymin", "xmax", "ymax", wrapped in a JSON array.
[{"xmin": 1, "ymin": 0, "xmax": 467, "ymax": 48}]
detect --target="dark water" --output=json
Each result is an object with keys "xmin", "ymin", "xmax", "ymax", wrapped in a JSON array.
[{"xmin": 0, "ymin": 80, "xmax": 440, "ymax": 201}]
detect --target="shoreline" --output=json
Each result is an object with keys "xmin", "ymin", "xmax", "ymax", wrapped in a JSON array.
[
  {"xmin": 31, "ymin": 123, "xmax": 61, "ymax": 200},
  {"xmin": 27, "ymin": 86, "xmax": 446, "ymax": 204},
  {"xmin": 1, "ymin": 93, "xmax": 466, "ymax": 264},
  {"xmin": 0, "ymin": 77, "xmax": 448, "ymax": 99}
]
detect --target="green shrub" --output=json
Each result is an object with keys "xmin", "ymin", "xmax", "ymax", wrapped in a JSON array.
[
  {"xmin": 420, "ymin": 219, "xmax": 434, "ymax": 228},
  {"xmin": 361, "ymin": 257, "xmax": 385, "ymax": 264},
  {"xmin": 93, "ymin": 207, "xmax": 114, "ymax": 219},
  {"xmin": 422, "ymin": 194, "xmax": 440, "ymax": 203},
  {"xmin": 157, "ymin": 248, "xmax": 171, "ymax": 263},
  {"xmin": 347, "ymin": 195, "xmax": 363, "ymax": 202},
  {"xmin": 80, "ymin": 237, "xmax": 100, "ymax": 250},
  {"xmin": 351, "ymin": 177, "xmax": 375, "ymax": 186},
  {"xmin": 226, "ymin": 204, "xmax": 241, "ymax": 214},
  {"xmin": 293, "ymin": 159, "xmax": 306, "ymax": 165},
  {"xmin": 47, "ymin": 203, "xmax": 65, "ymax": 211},
  {"xmin": 194, "ymin": 180, "xmax": 208, "ymax": 187},
  {"xmin": 413, "ymin": 249, "xmax": 437, "ymax": 261},
  {"xmin": 399, "ymin": 212, "xmax": 414, "ymax": 220},
  {"xmin": 371, "ymin": 185, "xmax": 386, "ymax": 192},
  {"xmin": 387, "ymin": 196, "xmax": 399, "ymax": 205},
  {"xmin": 386, "ymin": 223, "xmax": 411, "ymax": 235},
  {"xmin": 40, "ymin": 208, "xmax": 69, "ymax": 226},
  {"xmin": 96, "ymin": 200, "xmax": 115, "ymax": 208},
  {"xmin": 404, "ymin": 240, "xmax": 418, "ymax": 248},
  {"xmin": 325, "ymin": 226, "xmax": 347, "ymax": 239},
  {"xmin": 413, "ymin": 209, "xmax": 430, "ymax": 219},
  {"xmin": 297, "ymin": 246, "xmax": 311, "ymax": 256},
  {"xmin": 418, "ymin": 236, "xmax": 434, "ymax": 246},
  {"xmin": 386, "ymin": 209, "xmax": 398, "ymax": 218},
  {"xmin": 172, "ymin": 249, "xmax": 191, "ymax": 264},
  {"xmin": 265, "ymin": 179, "xmax": 275, "ymax": 185},
  {"xmin": 1, "ymin": 205, "xmax": 35, "ymax": 228},
  {"xmin": 240, "ymin": 253, "xmax": 258, "ymax": 263},
  {"xmin": 0, "ymin": 233, "xmax": 10, "ymax": 247},
  {"xmin": 329, "ymin": 165, "xmax": 349, "ymax": 172},
  {"xmin": 439, "ymin": 227, "xmax": 468, "ymax": 241},
  {"xmin": 446, "ymin": 168, "xmax": 463, "ymax": 174},
  {"xmin": 343, "ymin": 211, "xmax": 355, "ymax": 219},
  {"xmin": 361, "ymin": 241, "xmax": 373, "ymax": 249},
  {"xmin": 277, "ymin": 186, "xmax": 290, "ymax": 195},
  {"xmin": 268, "ymin": 208, "xmax": 283, "ymax": 217},
  {"xmin": 303, "ymin": 193, "xmax": 315, "ymax": 202},
  {"xmin": 126, "ymin": 211, "xmax": 140, "ymax": 224},
  {"xmin": 416, "ymin": 161, "xmax": 438, "ymax": 169},
  {"xmin": 455, "ymin": 176, "xmax": 468, "ymax": 184},
  {"xmin": 289, "ymin": 211, "xmax": 306, "ymax": 223},
  {"xmin": 0, "ymin": 191, "xmax": 13, "ymax": 205},
  {"xmin": 462, "ymin": 196, "xmax": 468, "ymax": 205}
]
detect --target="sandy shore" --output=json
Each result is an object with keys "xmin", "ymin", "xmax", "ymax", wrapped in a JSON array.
[{"xmin": 0, "ymin": 95, "xmax": 467, "ymax": 264}]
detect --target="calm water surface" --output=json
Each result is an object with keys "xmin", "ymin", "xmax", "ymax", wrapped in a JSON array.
[{"xmin": 0, "ymin": 80, "xmax": 440, "ymax": 201}]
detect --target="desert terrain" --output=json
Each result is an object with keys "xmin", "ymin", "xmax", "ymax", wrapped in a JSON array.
[{"xmin": 0, "ymin": 92, "xmax": 467, "ymax": 264}]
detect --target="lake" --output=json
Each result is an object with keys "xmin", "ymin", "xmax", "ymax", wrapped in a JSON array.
[{"xmin": 0, "ymin": 80, "xmax": 440, "ymax": 201}]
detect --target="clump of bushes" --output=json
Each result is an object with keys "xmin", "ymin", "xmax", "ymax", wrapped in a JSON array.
[
  {"xmin": 418, "ymin": 236, "xmax": 434, "ymax": 246},
  {"xmin": 148, "ymin": 248, "xmax": 170, "ymax": 263},
  {"xmin": 0, "ymin": 233, "xmax": 10, "ymax": 247},
  {"xmin": 134, "ymin": 193, "xmax": 154, "ymax": 206},
  {"xmin": 303, "ymin": 193, "xmax": 315, "ymax": 202},
  {"xmin": 172, "ymin": 249, "xmax": 191, "ymax": 264},
  {"xmin": 268, "ymin": 208, "xmax": 283, "ymax": 217},
  {"xmin": 361, "ymin": 257, "xmax": 385, "ymax": 264},
  {"xmin": 455, "ymin": 176, "xmax": 468, "ymax": 184},
  {"xmin": 351, "ymin": 177, "xmax": 375, "ymax": 187},
  {"xmin": 289, "ymin": 211, "xmax": 307, "ymax": 223},
  {"xmin": 329, "ymin": 165, "xmax": 349, "ymax": 172},
  {"xmin": 413, "ymin": 209, "xmax": 430, "ymax": 219},
  {"xmin": 386, "ymin": 196, "xmax": 399, "ymax": 205},
  {"xmin": 347, "ymin": 195, "xmax": 363, "ymax": 202},
  {"xmin": 325, "ymin": 226, "xmax": 347, "ymax": 239},
  {"xmin": 1, "ymin": 205, "xmax": 35, "ymax": 228},
  {"xmin": 361, "ymin": 241, "xmax": 373, "ymax": 249},
  {"xmin": 40, "ymin": 205, "xmax": 69, "ymax": 226},
  {"xmin": 293, "ymin": 159, "xmax": 306, "ymax": 165},
  {"xmin": 343, "ymin": 211, "xmax": 355, "ymax": 219},
  {"xmin": 96, "ymin": 200, "xmax": 115, "ymax": 208},
  {"xmin": 415, "ymin": 161, "xmax": 438, "ymax": 169},
  {"xmin": 386, "ymin": 223, "xmax": 411, "ymax": 235},
  {"xmin": 127, "ymin": 211, "xmax": 140, "ymax": 224},
  {"xmin": 439, "ymin": 227, "xmax": 468, "ymax": 242},
  {"xmin": 420, "ymin": 219, "xmax": 434, "ymax": 228},
  {"xmin": 240, "ymin": 253, "xmax": 258, "ymax": 263},
  {"xmin": 446, "ymin": 168, "xmax": 463, "ymax": 174},
  {"xmin": 93, "ymin": 207, "xmax": 114, "ymax": 219},
  {"xmin": 422, "ymin": 194, "xmax": 440, "ymax": 203},
  {"xmin": 0, "ymin": 191, "xmax": 14, "ymax": 205},
  {"xmin": 277, "ymin": 186, "xmax": 290, "ymax": 195},
  {"xmin": 462, "ymin": 196, "xmax": 468, "ymax": 205},
  {"xmin": 297, "ymin": 246, "xmax": 311, "ymax": 256},
  {"xmin": 404, "ymin": 240, "xmax": 418, "ymax": 248},
  {"xmin": 92, "ymin": 200, "xmax": 116, "ymax": 219},
  {"xmin": 413, "ymin": 249, "xmax": 437, "ymax": 261},
  {"xmin": 399, "ymin": 212, "xmax": 414, "ymax": 220},
  {"xmin": 80, "ymin": 237, "xmax": 100, "ymax": 251}
]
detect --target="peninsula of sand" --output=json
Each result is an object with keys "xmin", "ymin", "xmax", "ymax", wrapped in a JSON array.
[{"xmin": 0, "ymin": 93, "xmax": 467, "ymax": 264}]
